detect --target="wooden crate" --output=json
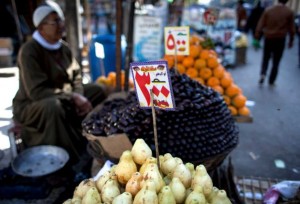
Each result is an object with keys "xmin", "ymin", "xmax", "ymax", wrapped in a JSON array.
[
  {"xmin": 234, "ymin": 115, "xmax": 253, "ymax": 123},
  {"xmin": 235, "ymin": 176, "xmax": 280, "ymax": 204}
]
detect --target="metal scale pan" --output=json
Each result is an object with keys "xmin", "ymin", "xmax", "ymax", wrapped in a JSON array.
[{"xmin": 11, "ymin": 145, "xmax": 69, "ymax": 177}]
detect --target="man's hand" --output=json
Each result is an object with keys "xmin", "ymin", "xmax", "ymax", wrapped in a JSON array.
[{"xmin": 72, "ymin": 93, "xmax": 92, "ymax": 116}]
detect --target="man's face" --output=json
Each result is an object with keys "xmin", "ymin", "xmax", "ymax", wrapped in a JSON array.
[{"xmin": 39, "ymin": 12, "xmax": 65, "ymax": 44}]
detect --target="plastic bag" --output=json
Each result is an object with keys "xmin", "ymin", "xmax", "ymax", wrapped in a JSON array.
[
  {"xmin": 252, "ymin": 39, "xmax": 261, "ymax": 49},
  {"xmin": 263, "ymin": 180, "xmax": 300, "ymax": 204}
]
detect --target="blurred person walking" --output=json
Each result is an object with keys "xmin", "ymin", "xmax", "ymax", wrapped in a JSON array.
[
  {"xmin": 255, "ymin": 0, "xmax": 295, "ymax": 86},
  {"xmin": 296, "ymin": 15, "xmax": 300, "ymax": 68},
  {"xmin": 236, "ymin": 0, "xmax": 248, "ymax": 32},
  {"xmin": 246, "ymin": 0, "xmax": 265, "ymax": 49}
]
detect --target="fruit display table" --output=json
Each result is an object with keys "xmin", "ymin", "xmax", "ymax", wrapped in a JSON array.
[{"xmin": 234, "ymin": 115, "xmax": 253, "ymax": 123}]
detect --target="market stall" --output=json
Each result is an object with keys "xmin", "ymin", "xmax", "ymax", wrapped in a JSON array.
[
  {"xmin": 85, "ymin": 0, "xmax": 253, "ymax": 173},
  {"xmin": 78, "ymin": 32, "xmax": 245, "ymax": 203},
  {"xmin": 1, "ymin": 1, "xmax": 255, "ymax": 203},
  {"xmin": 76, "ymin": 0, "xmax": 256, "ymax": 197}
]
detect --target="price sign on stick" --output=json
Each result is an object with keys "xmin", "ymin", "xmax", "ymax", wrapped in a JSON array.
[
  {"xmin": 130, "ymin": 60, "xmax": 176, "ymax": 167},
  {"xmin": 164, "ymin": 26, "xmax": 189, "ymax": 73},
  {"xmin": 130, "ymin": 61, "xmax": 176, "ymax": 110},
  {"xmin": 164, "ymin": 26, "xmax": 190, "ymax": 56}
]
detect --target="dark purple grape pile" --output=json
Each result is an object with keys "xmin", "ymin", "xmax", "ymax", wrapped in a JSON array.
[{"xmin": 82, "ymin": 68, "xmax": 239, "ymax": 163}]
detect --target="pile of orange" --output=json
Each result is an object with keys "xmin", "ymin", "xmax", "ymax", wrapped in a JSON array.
[
  {"xmin": 96, "ymin": 70, "xmax": 134, "ymax": 90},
  {"xmin": 163, "ymin": 34, "xmax": 250, "ymax": 117}
]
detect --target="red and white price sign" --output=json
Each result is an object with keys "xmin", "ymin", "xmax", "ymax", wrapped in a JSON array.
[
  {"xmin": 203, "ymin": 8, "xmax": 219, "ymax": 25},
  {"xmin": 164, "ymin": 26, "xmax": 190, "ymax": 56},
  {"xmin": 130, "ymin": 60, "xmax": 176, "ymax": 110}
]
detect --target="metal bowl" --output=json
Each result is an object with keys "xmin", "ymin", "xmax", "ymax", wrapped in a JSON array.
[{"xmin": 11, "ymin": 145, "xmax": 69, "ymax": 177}]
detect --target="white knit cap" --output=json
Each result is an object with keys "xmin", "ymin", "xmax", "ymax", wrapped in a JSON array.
[
  {"xmin": 45, "ymin": 0, "xmax": 65, "ymax": 21},
  {"xmin": 32, "ymin": 1, "xmax": 65, "ymax": 27},
  {"xmin": 33, "ymin": 5, "xmax": 55, "ymax": 27}
]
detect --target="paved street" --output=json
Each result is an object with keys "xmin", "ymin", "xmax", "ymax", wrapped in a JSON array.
[
  {"xmin": 228, "ymin": 37, "xmax": 300, "ymax": 181},
  {"xmin": 0, "ymin": 36, "xmax": 299, "ymax": 183}
]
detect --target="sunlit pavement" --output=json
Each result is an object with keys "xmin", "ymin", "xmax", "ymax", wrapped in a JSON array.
[{"xmin": 0, "ymin": 67, "xmax": 18, "ymax": 168}]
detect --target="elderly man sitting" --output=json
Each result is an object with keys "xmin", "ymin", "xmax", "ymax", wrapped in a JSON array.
[{"xmin": 12, "ymin": 1, "xmax": 110, "ymax": 163}]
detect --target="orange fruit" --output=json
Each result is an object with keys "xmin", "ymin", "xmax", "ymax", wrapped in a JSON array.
[
  {"xmin": 209, "ymin": 50, "xmax": 218, "ymax": 57},
  {"xmin": 176, "ymin": 55, "xmax": 185, "ymax": 63},
  {"xmin": 212, "ymin": 85, "xmax": 224, "ymax": 95},
  {"xmin": 194, "ymin": 77, "xmax": 205, "ymax": 84},
  {"xmin": 225, "ymin": 84, "xmax": 241, "ymax": 98},
  {"xmin": 232, "ymin": 94, "xmax": 247, "ymax": 108},
  {"xmin": 107, "ymin": 72, "xmax": 116, "ymax": 86},
  {"xmin": 108, "ymin": 71, "xmax": 116, "ymax": 79},
  {"xmin": 186, "ymin": 67, "xmax": 198, "ymax": 78},
  {"xmin": 189, "ymin": 35, "xmax": 201, "ymax": 45},
  {"xmin": 163, "ymin": 55, "xmax": 174, "ymax": 68},
  {"xmin": 207, "ymin": 76, "xmax": 220, "ymax": 87},
  {"xmin": 220, "ymin": 75, "xmax": 233, "ymax": 88},
  {"xmin": 228, "ymin": 105, "xmax": 238, "ymax": 116},
  {"xmin": 182, "ymin": 56, "xmax": 195, "ymax": 68},
  {"xmin": 199, "ymin": 49, "xmax": 211, "ymax": 60},
  {"xmin": 199, "ymin": 67, "xmax": 212, "ymax": 80},
  {"xmin": 190, "ymin": 45, "xmax": 201, "ymax": 58},
  {"xmin": 194, "ymin": 58, "xmax": 206, "ymax": 69},
  {"xmin": 207, "ymin": 56, "xmax": 219, "ymax": 69},
  {"xmin": 238, "ymin": 106, "xmax": 250, "ymax": 116},
  {"xmin": 105, "ymin": 76, "xmax": 114, "ymax": 86},
  {"xmin": 97, "ymin": 75, "xmax": 107, "ymax": 84},
  {"xmin": 224, "ymin": 71, "xmax": 232, "ymax": 79},
  {"xmin": 176, "ymin": 63, "xmax": 186, "ymax": 74},
  {"xmin": 223, "ymin": 95, "xmax": 231, "ymax": 105},
  {"xmin": 213, "ymin": 65, "xmax": 225, "ymax": 79}
]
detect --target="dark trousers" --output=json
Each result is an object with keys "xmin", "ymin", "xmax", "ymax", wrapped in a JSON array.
[
  {"xmin": 298, "ymin": 35, "xmax": 300, "ymax": 65},
  {"xmin": 19, "ymin": 83, "xmax": 107, "ymax": 163},
  {"xmin": 260, "ymin": 37, "xmax": 285, "ymax": 84}
]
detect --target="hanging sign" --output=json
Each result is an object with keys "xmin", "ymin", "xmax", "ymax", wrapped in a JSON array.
[
  {"xmin": 133, "ymin": 16, "xmax": 163, "ymax": 62},
  {"xmin": 164, "ymin": 26, "xmax": 189, "ymax": 56},
  {"xmin": 203, "ymin": 8, "xmax": 219, "ymax": 25},
  {"xmin": 130, "ymin": 60, "xmax": 175, "ymax": 110}
]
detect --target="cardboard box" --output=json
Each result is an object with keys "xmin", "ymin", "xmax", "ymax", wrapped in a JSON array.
[
  {"xmin": 84, "ymin": 132, "xmax": 133, "ymax": 163},
  {"xmin": 0, "ymin": 38, "xmax": 13, "ymax": 50}
]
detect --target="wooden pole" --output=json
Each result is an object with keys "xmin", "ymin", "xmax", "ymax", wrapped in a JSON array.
[
  {"xmin": 150, "ymin": 89, "xmax": 160, "ymax": 169},
  {"xmin": 65, "ymin": 0, "xmax": 82, "ymax": 67},
  {"xmin": 115, "ymin": 0, "xmax": 123, "ymax": 92},
  {"xmin": 11, "ymin": 0, "xmax": 23, "ymax": 43},
  {"xmin": 124, "ymin": 0, "xmax": 135, "ymax": 92},
  {"xmin": 84, "ymin": 0, "xmax": 92, "ymax": 47}
]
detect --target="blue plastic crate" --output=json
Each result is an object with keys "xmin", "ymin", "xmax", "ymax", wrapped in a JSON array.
[{"xmin": 89, "ymin": 34, "xmax": 126, "ymax": 81}]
